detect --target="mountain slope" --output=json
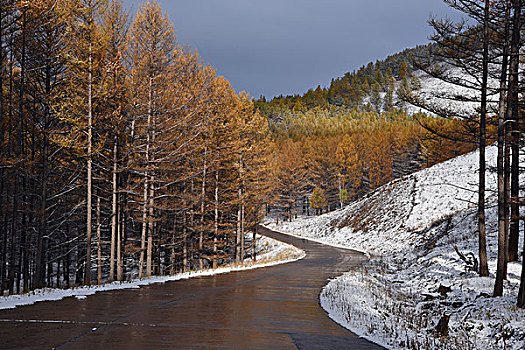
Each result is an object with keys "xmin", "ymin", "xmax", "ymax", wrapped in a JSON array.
[{"xmin": 266, "ymin": 145, "xmax": 524, "ymax": 349}]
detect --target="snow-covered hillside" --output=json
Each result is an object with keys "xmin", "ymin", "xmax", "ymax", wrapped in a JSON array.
[{"xmin": 266, "ymin": 145, "xmax": 525, "ymax": 350}]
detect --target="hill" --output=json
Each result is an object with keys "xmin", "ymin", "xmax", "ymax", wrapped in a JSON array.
[
  {"xmin": 255, "ymin": 44, "xmax": 433, "ymax": 118},
  {"xmin": 266, "ymin": 145, "xmax": 524, "ymax": 349}
]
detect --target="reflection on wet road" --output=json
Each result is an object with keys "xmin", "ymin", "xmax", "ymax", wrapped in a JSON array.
[{"xmin": 0, "ymin": 226, "xmax": 383, "ymax": 349}]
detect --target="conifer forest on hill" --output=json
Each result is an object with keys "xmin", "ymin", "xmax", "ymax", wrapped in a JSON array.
[{"xmin": 1, "ymin": 1, "xmax": 525, "ymax": 347}]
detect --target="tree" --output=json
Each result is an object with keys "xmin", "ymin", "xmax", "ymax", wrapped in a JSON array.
[
  {"xmin": 100, "ymin": 0, "xmax": 129, "ymax": 281},
  {"xmin": 127, "ymin": 0, "xmax": 175, "ymax": 278},
  {"xmin": 336, "ymin": 133, "xmax": 362, "ymax": 199},
  {"xmin": 399, "ymin": 60, "xmax": 410, "ymax": 80},
  {"xmin": 310, "ymin": 187, "xmax": 327, "ymax": 215},
  {"xmin": 384, "ymin": 76, "xmax": 395, "ymax": 111},
  {"xmin": 60, "ymin": 0, "xmax": 109, "ymax": 285},
  {"xmin": 370, "ymin": 81, "xmax": 382, "ymax": 112}
]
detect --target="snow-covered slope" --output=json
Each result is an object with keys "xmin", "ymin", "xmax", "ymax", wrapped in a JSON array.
[
  {"xmin": 266, "ymin": 145, "xmax": 525, "ymax": 350},
  {"xmin": 268, "ymin": 146, "xmax": 498, "ymax": 258}
]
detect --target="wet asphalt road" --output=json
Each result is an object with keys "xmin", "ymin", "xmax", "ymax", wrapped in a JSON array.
[{"xmin": 0, "ymin": 226, "xmax": 383, "ymax": 349}]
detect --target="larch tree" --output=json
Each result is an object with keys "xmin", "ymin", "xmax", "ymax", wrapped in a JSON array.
[
  {"xmin": 127, "ymin": 0, "xmax": 175, "ymax": 278},
  {"xmin": 100, "ymin": 0, "xmax": 129, "ymax": 282},
  {"xmin": 53, "ymin": 0, "xmax": 108, "ymax": 286}
]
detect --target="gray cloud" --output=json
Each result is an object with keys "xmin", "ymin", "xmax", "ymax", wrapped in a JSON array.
[{"xmin": 122, "ymin": 0, "xmax": 461, "ymax": 98}]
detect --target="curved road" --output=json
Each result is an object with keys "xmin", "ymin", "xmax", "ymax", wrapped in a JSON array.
[{"xmin": 0, "ymin": 227, "xmax": 383, "ymax": 349}]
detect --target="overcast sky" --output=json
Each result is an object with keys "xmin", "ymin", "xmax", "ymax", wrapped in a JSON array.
[{"xmin": 121, "ymin": 0, "xmax": 461, "ymax": 98}]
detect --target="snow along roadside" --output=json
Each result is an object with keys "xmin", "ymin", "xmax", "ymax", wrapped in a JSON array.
[{"xmin": 0, "ymin": 234, "xmax": 305, "ymax": 310}]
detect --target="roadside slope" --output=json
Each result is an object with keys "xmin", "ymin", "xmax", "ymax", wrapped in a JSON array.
[{"xmin": 267, "ymin": 145, "xmax": 525, "ymax": 350}]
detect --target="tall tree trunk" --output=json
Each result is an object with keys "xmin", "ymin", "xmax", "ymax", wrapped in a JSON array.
[
  {"xmin": 477, "ymin": 0, "xmax": 490, "ymax": 278},
  {"xmin": 496, "ymin": 0, "xmax": 511, "ymax": 298},
  {"xmin": 139, "ymin": 172, "xmax": 148, "ymax": 279},
  {"xmin": 507, "ymin": 0, "xmax": 521, "ymax": 263},
  {"xmin": 240, "ymin": 185, "xmax": 245, "ymax": 265},
  {"xmin": 96, "ymin": 196, "xmax": 102, "ymax": 284},
  {"xmin": 236, "ymin": 189, "xmax": 242, "ymax": 265},
  {"xmin": 199, "ymin": 147, "xmax": 207, "ymax": 270},
  {"xmin": 110, "ymin": 135, "xmax": 118, "ymax": 280},
  {"xmin": 213, "ymin": 168, "xmax": 219, "ymax": 269},
  {"xmin": 146, "ymin": 77, "xmax": 154, "ymax": 277},
  {"xmin": 170, "ymin": 216, "xmax": 176, "ymax": 275},
  {"xmin": 495, "ymin": 0, "xmax": 521, "ymax": 296},
  {"xmin": 117, "ymin": 204, "xmax": 123, "ymax": 281},
  {"xmin": 182, "ymin": 211, "xmax": 188, "ymax": 273},
  {"xmin": 34, "ymin": 64, "xmax": 51, "ymax": 290},
  {"xmin": 513, "ymin": 0, "xmax": 525, "ymax": 307},
  {"xmin": 146, "ymin": 178, "xmax": 154, "ymax": 276},
  {"xmin": 9, "ymin": 9, "xmax": 28, "ymax": 295},
  {"xmin": 64, "ymin": 235, "xmax": 70, "ymax": 288},
  {"xmin": 139, "ymin": 77, "xmax": 153, "ymax": 279},
  {"xmin": 236, "ymin": 153, "xmax": 243, "ymax": 264},
  {"xmin": 85, "ymin": 33, "xmax": 93, "ymax": 286}
]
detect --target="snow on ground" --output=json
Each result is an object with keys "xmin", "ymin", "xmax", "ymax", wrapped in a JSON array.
[
  {"xmin": 0, "ymin": 234, "xmax": 304, "ymax": 310},
  {"xmin": 266, "ymin": 144, "xmax": 525, "ymax": 350}
]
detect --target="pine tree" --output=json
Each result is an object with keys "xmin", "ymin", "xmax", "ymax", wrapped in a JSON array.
[{"xmin": 370, "ymin": 81, "xmax": 382, "ymax": 112}]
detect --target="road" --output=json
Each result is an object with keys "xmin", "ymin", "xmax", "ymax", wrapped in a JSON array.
[{"xmin": 0, "ymin": 226, "xmax": 383, "ymax": 349}]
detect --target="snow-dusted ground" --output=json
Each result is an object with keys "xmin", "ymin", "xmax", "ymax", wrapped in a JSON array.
[
  {"xmin": 266, "ymin": 145, "xmax": 525, "ymax": 350},
  {"xmin": 0, "ymin": 234, "xmax": 304, "ymax": 310}
]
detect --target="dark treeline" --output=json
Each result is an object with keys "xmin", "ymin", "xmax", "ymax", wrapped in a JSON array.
[
  {"xmin": 254, "ymin": 45, "xmax": 430, "ymax": 117},
  {"xmin": 0, "ymin": 0, "xmax": 271, "ymax": 295}
]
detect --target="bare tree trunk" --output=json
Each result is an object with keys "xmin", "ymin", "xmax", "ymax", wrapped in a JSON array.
[
  {"xmin": 140, "ymin": 77, "xmax": 153, "ymax": 278},
  {"xmin": 236, "ymin": 153, "xmax": 243, "ymax": 265},
  {"xmin": 240, "ymin": 186, "xmax": 245, "ymax": 265},
  {"xmin": 199, "ymin": 147, "xmax": 207, "ymax": 270},
  {"xmin": 508, "ymin": 0, "xmax": 521, "ymax": 262},
  {"xmin": 34, "ymin": 54, "xmax": 51, "ymax": 290},
  {"xmin": 253, "ymin": 223, "xmax": 257, "ymax": 263},
  {"xmin": 477, "ymin": 0, "xmax": 490, "ymax": 278},
  {"xmin": 96, "ymin": 197, "xmax": 102, "ymax": 284},
  {"xmin": 495, "ymin": 0, "xmax": 512, "ymax": 297},
  {"xmin": 170, "ymin": 216, "xmax": 176, "ymax": 274},
  {"xmin": 147, "ymin": 174, "xmax": 155, "ymax": 276},
  {"xmin": 146, "ymin": 233, "xmax": 153, "ymax": 276},
  {"xmin": 146, "ymin": 77, "xmax": 155, "ymax": 277},
  {"xmin": 117, "ymin": 205, "xmax": 123, "ymax": 281},
  {"xmin": 236, "ymin": 189, "xmax": 241, "ymax": 265},
  {"xmin": 110, "ymin": 135, "xmax": 118, "ymax": 280},
  {"xmin": 85, "ymin": 32, "xmax": 93, "ymax": 286},
  {"xmin": 496, "ymin": 0, "xmax": 521, "ymax": 296},
  {"xmin": 213, "ymin": 169, "xmax": 219, "ymax": 269},
  {"xmin": 512, "ymin": 0, "xmax": 525, "ymax": 307},
  {"xmin": 139, "ymin": 173, "xmax": 148, "ymax": 279},
  {"xmin": 183, "ymin": 211, "xmax": 188, "ymax": 273}
]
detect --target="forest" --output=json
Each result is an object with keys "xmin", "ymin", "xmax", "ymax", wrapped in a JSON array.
[
  {"xmin": 2, "ymin": 0, "xmax": 470, "ymax": 296},
  {"xmin": 0, "ymin": 0, "xmax": 273, "ymax": 295},
  {"xmin": 1, "ymin": 0, "xmax": 525, "ymax": 312}
]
